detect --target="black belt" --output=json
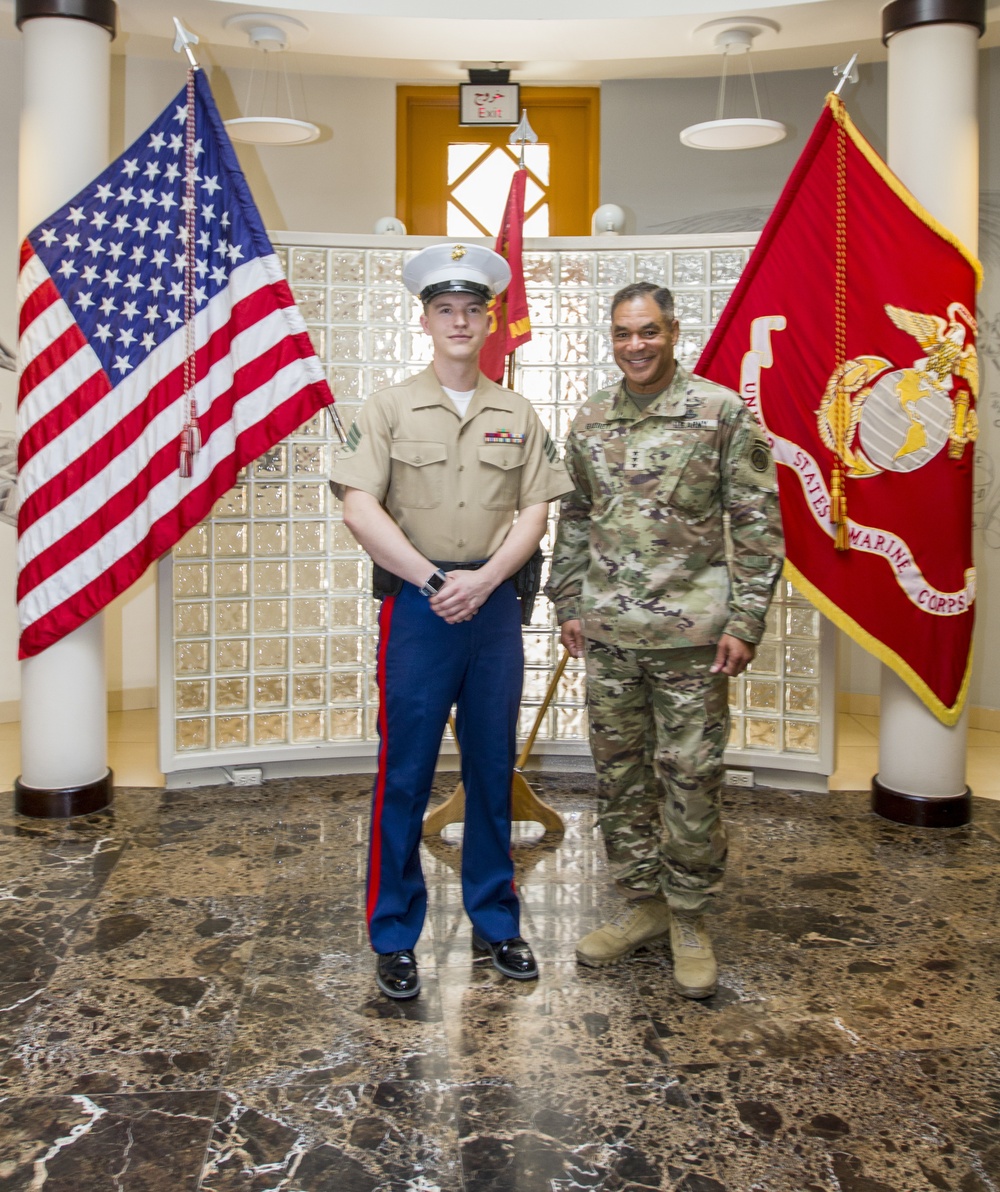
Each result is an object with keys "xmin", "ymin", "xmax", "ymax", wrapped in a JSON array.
[{"xmin": 433, "ymin": 559, "xmax": 487, "ymax": 572}]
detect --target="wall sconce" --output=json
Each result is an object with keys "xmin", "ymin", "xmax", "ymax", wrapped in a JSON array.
[
  {"xmin": 223, "ymin": 12, "xmax": 320, "ymax": 146},
  {"xmin": 680, "ymin": 22, "xmax": 787, "ymax": 151},
  {"xmin": 374, "ymin": 217, "xmax": 407, "ymax": 235},
  {"xmin": 592, "ymin": 204, "xmax": 626, "ymax": 235}
]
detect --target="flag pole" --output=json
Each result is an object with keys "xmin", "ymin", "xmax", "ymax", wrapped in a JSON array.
[
  {"xmin": 500, "ymin": 110, "xmax": 538, "ymax": 392},
  {"xmin": 504, "ymin": 350, "xmax": 516, "ymax": 390},
  {"xmin": 510, "ymin": 109, "xmax": 537, "ymax": 167},
  {"xmin": 172, "ymin": 17, "xmax": 200, "ymax": 69},
  {"xmin": 832, "ymin": 53, "xmax": 858, "ymax": 97}
]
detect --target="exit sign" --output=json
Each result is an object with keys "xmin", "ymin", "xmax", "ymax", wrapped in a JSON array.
[{"xmin": 459, "ymin": 83, "xmax": 520, "ymax": 126}]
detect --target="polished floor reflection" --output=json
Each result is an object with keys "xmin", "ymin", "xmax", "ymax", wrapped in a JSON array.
[{"xmin": 0, "ymin": 773, "xmax": 997, "ymax": 1190}]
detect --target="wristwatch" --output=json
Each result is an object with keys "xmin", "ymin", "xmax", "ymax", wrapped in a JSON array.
[{"xmin": 419, "ymin": 569, "xmax": 448, "ymax": 598}]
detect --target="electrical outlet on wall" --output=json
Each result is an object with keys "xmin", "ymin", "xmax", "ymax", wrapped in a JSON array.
[{"xmin": 231, "ymin": 767, "xmax": 263, "ymax": 787}]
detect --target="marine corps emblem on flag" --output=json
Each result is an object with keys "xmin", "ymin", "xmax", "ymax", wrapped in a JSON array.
[{"xmin": 817, "ymin": 302, "xmax": 979, "ymax": 546}]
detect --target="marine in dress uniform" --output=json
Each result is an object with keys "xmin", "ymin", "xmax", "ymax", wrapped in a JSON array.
[
  {"xmin": 545, "ymin": 281, "xmax": 784, "ymax": 998},
  {"xmin": 330, "ymin": 243, "xmax": 573, "ymax": 1000}
]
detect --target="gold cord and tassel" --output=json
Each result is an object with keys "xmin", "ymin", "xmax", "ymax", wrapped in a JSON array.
[
  {"xmin": 832, "ymin": 104, "xmax": 850, "ymax": 550},
  {"xmin": 179, "ymin": 69, "xmax": 202, "ymax": 480}
]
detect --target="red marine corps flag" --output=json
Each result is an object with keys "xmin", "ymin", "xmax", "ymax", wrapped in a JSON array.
[
  {"xmin": 16, "ymin": 69, "xmax": 333, "ymax": 658},
  {"xmin": 479, "ymin": 168, "xmax": 532, "ymax": 383},
  {"xmin": 697, "ymin": 93, "xmax": 981, "ymax": 725}
]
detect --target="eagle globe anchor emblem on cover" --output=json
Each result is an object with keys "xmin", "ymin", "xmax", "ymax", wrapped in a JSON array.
[
  {"xmin": 820, "ymin": 301, "xmax": 979, "ymax": 477},
  {"xmin": 818, "ymin": 302, "xmax": 979, "ymax": 547}
]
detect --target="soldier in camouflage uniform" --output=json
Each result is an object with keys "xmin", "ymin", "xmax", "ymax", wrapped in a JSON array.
[{"xmin": 545, "ymin": 281, "xmax": 784, "ymax": 998}]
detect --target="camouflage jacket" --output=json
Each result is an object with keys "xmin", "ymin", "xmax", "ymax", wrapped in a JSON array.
[{"xmin": 545, "ymin": 365, "xmax": 785, "ymax": 649}]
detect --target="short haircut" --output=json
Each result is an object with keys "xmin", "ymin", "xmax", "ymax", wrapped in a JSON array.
[{"xmin": 610, "ymin": 281, "xmax": 675, "ymax": 323}]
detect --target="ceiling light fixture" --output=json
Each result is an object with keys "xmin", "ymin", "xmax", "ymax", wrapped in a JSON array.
[
  {"xmin": 223, "ymin": 12, "xmax": 320, "ymax": 146},
  {"xmin": 680, "ymin": 20, "xmax": 786, "ymax": 151}
]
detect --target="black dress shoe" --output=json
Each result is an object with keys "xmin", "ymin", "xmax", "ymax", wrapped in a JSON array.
[
  {"xmin": 375, "ymin": 949, "xmax": 420, "ymax": 1000},
  {"xmin": 472, "ymin": 934, "xmax": 539, "ymax": 981}
]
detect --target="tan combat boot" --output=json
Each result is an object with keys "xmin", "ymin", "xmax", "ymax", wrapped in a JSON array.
[
  {"xmin": 669, "ymin": 911, "xmax": 718, "ymax": 998},
  {"xmin": 576, "ymin": 898, "xmax": 671, "ymax": 967}
]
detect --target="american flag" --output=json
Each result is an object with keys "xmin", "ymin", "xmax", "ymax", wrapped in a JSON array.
[{"xmin": 16, "ymin": 68, "xmax": 333, "ymax": 659}]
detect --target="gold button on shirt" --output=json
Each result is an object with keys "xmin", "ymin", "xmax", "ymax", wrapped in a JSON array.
[{"xmin": 330, "ymin": 366, "xmax": 573, "ymax": 562}]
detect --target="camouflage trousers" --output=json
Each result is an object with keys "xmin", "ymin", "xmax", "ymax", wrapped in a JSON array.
[{"xmin": 584, "ymin": 639, "xmax": 729, "ymax": 913}]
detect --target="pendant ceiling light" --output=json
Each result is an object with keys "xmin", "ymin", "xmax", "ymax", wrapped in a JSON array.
[
  {"xmin": 680, "ymin": 20, "xmax": 786, "ymax": 151},
  {"xmin": 224, "ymin": 12, "xmax": 320, "ymax": 146}
]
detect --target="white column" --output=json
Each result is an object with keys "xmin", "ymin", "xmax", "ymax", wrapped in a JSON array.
[
  {"xmin": 876, "ymin": 1, "xmax": 983, "ymax": 825},
  {"xmin": 16, "ymin": 3, "xmax": 115, "ymax": 816}
]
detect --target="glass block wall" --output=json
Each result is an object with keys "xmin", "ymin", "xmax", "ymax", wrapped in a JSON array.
[{"xmin": 160, "ymin": 234, "xmax": 834, "ymax": 781}]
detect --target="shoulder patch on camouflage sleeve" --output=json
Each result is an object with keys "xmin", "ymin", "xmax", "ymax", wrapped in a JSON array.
[
  {"xmin": 733, "ymin": 430, "xmax": 776, "ymax": 488},
  {"xmin": 345, "ymin": 422, "xmax": 362, "ymax": 452}
]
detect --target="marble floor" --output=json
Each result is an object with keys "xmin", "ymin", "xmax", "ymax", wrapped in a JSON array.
[{"xmin": 0, "ymin": 770, "xmax": 998, "ymax": 1191}]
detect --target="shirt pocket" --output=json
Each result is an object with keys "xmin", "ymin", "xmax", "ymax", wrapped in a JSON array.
[
  {"xmin": 477, "ymin": 444, "xmax": 525, "ymax": 511},
  {"xmin": 662, "ymin": 433, "xmax": 720, "ymax": 516},
  {"xmin": 389, "ymin": 439, "xmax": 448, "ymax": 509}
]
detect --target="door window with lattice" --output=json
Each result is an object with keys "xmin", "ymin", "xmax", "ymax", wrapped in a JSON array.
[
  {"xmin": 448, "ymin": 142, "xmax": 550, "ymax": 236},
  {"xmin": 397, "ymin": 87, "xmax": 598, "ymax": 237}
]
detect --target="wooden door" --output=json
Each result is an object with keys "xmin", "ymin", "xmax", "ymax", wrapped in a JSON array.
[{"xmin": 397, "ymin": 86, "xmax": 600, "ymax": 237}]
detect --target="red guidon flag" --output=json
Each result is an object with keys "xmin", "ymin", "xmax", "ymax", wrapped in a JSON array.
[
  {"xmin": 697, "ymin": 93, "xmax": 981, "ymax": 725},
  {"xmin": 479, "ymin": 168, "xmax": 532, "ymax": 382},
  {"xmin": 16, "ymin": 69, "xmax": 333, "ymax": 659}
]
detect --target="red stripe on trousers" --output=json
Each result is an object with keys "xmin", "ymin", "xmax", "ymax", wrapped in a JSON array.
[{"xmin": 366, "ymin": 594, "xmax": 396, "ymax": 933}]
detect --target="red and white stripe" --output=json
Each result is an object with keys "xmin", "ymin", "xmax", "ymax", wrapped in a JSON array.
[{"xmin": 16, "ymin": 242, "xmax": 331, "ymax": 659}]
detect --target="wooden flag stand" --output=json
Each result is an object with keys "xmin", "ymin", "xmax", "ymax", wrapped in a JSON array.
[{"xmin": 422, "ymin": 650, "xmax": 570, "ymax": 838}]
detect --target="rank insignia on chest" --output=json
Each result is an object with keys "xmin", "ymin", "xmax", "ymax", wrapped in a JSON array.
[
  {"xmin": 484, "ymin": 430, "xmax": 526, "ymax": 445},
  {"xmin": 625, "ymin": 447, "xmax": 648, "ymax": 471}
]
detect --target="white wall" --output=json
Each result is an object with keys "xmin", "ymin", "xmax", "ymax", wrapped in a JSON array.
[
  {"xmin": 599, "ymin": 65, "xmax": 888, "ymax": 235},
  {"xmin": 972, "ymin": 48, "xmax": 1000, "ymax": 715},
  {"xmin": 115, "ymin": 56, "xmax": 396, "ymax": 233}
]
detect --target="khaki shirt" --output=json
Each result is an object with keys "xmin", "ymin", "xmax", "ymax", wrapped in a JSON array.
[
  {"xmin": 545, "ymin": 365, "xmax": 785, "ymax": 649},
  {"xmin": 330, "ymin": 365, "xmax": 573, "ymax": 562}
]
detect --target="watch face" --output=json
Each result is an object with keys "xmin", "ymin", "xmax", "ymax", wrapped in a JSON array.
[{"xmin": 421, "ymin": 570, "xmax": 446, "ymax": 596}]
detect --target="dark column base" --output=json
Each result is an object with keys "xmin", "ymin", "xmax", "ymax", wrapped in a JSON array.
[
  {"xmin": 15, "ymin": 0, "xmax": 118, "ymax": 38},
  {"xmin": 871, "ymin": 773, "xmax": 972, "ymax": 827},
  {"xmin": 882, "ymin": 0, "xmax": 986, "ymax": 43},
  {"xmin": 14, "ymin": 770, "xmax": 114, "ymax": 818}
]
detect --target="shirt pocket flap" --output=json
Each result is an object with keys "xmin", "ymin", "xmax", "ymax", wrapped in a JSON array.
[
  {"xmin": 653, "ymin": 428, "xmax": 725, "ymax": 513},
  {"xmin": 477, "ymin": 445, "xmax": 525, "ymax": 472},
  {"xmin": 390, "ymin": 440, "xmax": 447, "ymax": 468}
]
